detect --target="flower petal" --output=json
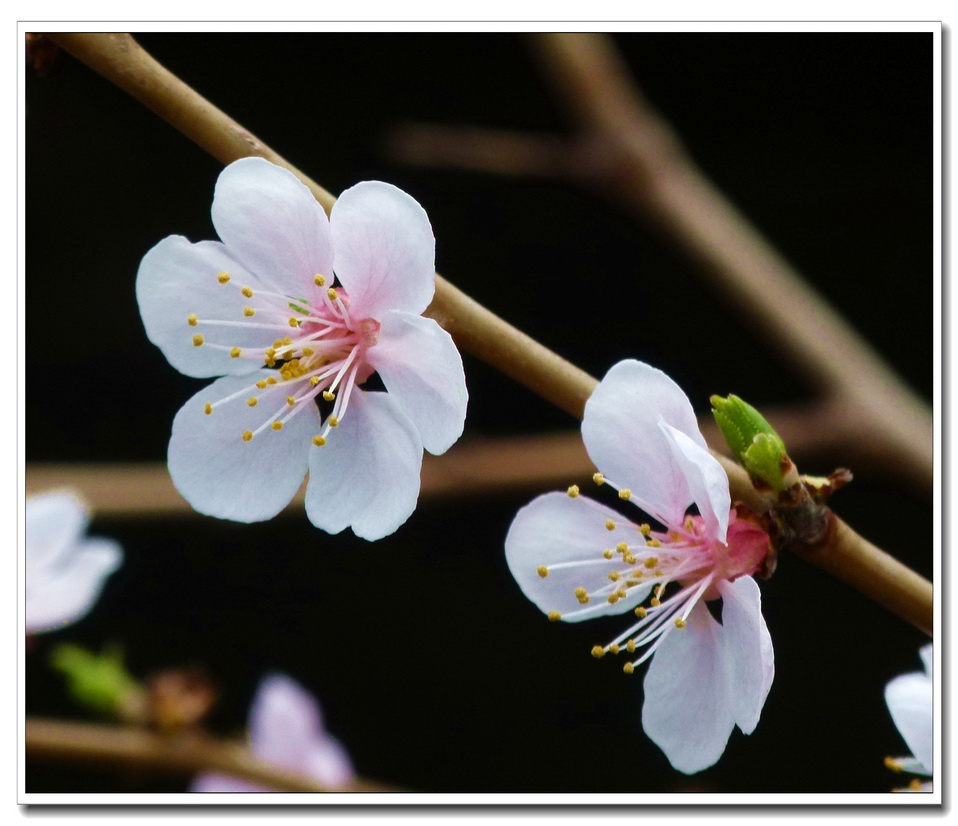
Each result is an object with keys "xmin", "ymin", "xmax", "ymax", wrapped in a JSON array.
[
  {"xmin": 211, "ymin": 157, "xmax": 333, "ymax": 298},
  {"xmin": 642, "ymin": 600, "xmax": 736, "ymax": 774},
  {"xmin": 886, "ymin": 670, "xmax": 934, "ymax": 774},
  {"xmin": 25, "ymin": 538, "xmax": 122, "ymax": 634},
  {"xmin": 305, "ymin": 390, "xmax": 423, "ymax": 540},
  {"xmin": 330, "ymin": 181, "xmax": 435, "ymax": 319},
  {"xmin": 919, "ymin": 643, "xmax": 933, "ymax": 677},
  {"xmin": 715, "ymin": 576, "xmax": 774, "ymax": 735},
  {"xmin": 305, "ymin": 739, "xmax": 355, "ymax": 789},
  {"xmin": 168, "ymin": 373, "xmax": 314, "ymax": 523},
  {"xmin": 660, "ymin": 422, "xmax": 730, "ymax": 543},
  {"xmin": 583, "ymin": 360, "xmax": 716, "ymax": 530},
  {"xmin": 25, "ymin": 491, "xmax": 88, "ymax": 573},
  {"xmin": 366, "ymin": 311, "xmax": 467, "ymax": 455},
  {"xmin": 190, "ymin": 773, "xmax": 260, "ymax": 793},
  {"xmin": 137, "ymin": 236, "xmax": 273, "ymax": 379},
  {"xmin": 505, "ymin": 492, "xmax": 651, "ymax": 622},
  {"xmin": 250, "ymin": 673, "xmax": 325, "ymax": 768}
]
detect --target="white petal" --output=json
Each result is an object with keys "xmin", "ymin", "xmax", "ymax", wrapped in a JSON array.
[
  {"xmin": 305, "ymin": 390, "xmax": 423, "ymax": 541},
  {"xmin": 919, "ymin": 643, "xmax": 933, "ymax": 677},
  {"xmin": 211, "ymin": 158, "xmax": 333, "ymax": 298},
  {"xmin": 886, "ymin": 671, "xmax": 934, "ymax": 774},
  {"xmin": 305, "ymin": 738, "xmax": 355, "ymax": 789},
  {"xmin": 25, "ymin": 491, "xmax": 88, "ymax": 573},
  {"xmin": 660, "ymin": 422, "xmax": 730, "ymax": 543},
  {"xmin": 168, "ymin": 373, "xmax": 314, "ymax": 523},
  {"xmin": 190, "ymin": 773, "xmax": 261, "ymax": 793},
  {"xmin": 715, "ymin": 576, "xmax": 774, "ymax": 735},
  {"xmin": 642, "ymin": 600, "xmax": 736, "ymax": 774},
  {"xmin": 137, "ymin": 236, "xmax": 273, "ymax": 379},
  {"xmin": 366, "ymin": 311, "xmax": 467, "ymax": 455},
  {"xmin": 250, "ymin": 673, "xmax": 324, "ymax": 768},
  {"xmin": 583, "ymin": 360, "xmax": 717, "ymax": 530},
  {"xmin": 505, "ymin": 492, "xmax": 651, "ymax": 622},
  {"xmin": 25, "ymin": 538, "xmax": 122, "ymax": 634},
  {"xmin": 330, "ymin": 181, "xmax": 435, "ymax": 319}
]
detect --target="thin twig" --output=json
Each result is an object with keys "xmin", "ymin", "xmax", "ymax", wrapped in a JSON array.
[
  {"xmin": 42, "ymin": 33, "xmax": 932, "ymax": 635},
  {"xmin": 25, "ymin": 717, "xmax": 398, "ymax": 793}
]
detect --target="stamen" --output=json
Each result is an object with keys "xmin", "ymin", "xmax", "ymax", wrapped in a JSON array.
[
  {"xmin": 593, "ymin": 472, "xmax": 605, "ymax": 485},
  {"xmin": 328, "ymin": 416, "xmax": 339, "ymax": 428},
  {"xmin": 241, "ymin": 286, "xmax": 254, "ymax": 298},
  {"xmin": 192, "ymin": 334, "xmax": 204, "ymax": 347},
  {"xmin": 242, "ymin": 430, "xmax": 253, "ymax": 442},
  {"xmin": 187, "ymin": 314, "xmax": 198, "ymax": 326},
  {"xmin": 246, "ymin": 397, "xmax": 258, "ymax": 407},
  {"xmin": 323, "ymin": 390, "xmax": 335, "ymax": 401},
  {"xmin": 591, "ymin": 646, "xmax": 606, "ymax": 659},
  {"xmin": 605, "ymin": 519, "xmax": 616, "ymax": 531},
  {"xmin": 327, "ymin": 288, "xmax": 339, "ymax": 301},
  {"xmin": 548, "ymin": 611, "xmax": 562, "ymax": 622},
  {"xmin": 618, "ymin": 489, "xmax": 632, "ymax": 501},
  {"xmin": 312, "ymin": 435, "xmax": 327, "ymax": 447},
  {"xmin": 203, "ymin": 403, "xmax": 212, "ymax": 416},
  {"xmin": 243, "ymin": 306, "xmax": 256, "ymax": 317},
  {"xmin": 314, "ymin": 274, "xmax": 326, "ymax": 286},
  {"xmin": 602, "ymin": 549, "xmax": 614, "ymax": 559},
  {"xmin": 623, "ymin": 663, "xmax": 634, "ymax": 674},
  {"xmin": 537, "ymin": 566, "xmax": 549, "ymax": 578},
  {"xmin": 674, "ymin": 617, "xmax": 687, "ymax": 629},
  {"xmin": 567, "ymin": 485, "xmax": 580, "ymax": 498},
  {"xmin": 271, "ymin": 422, "xmax": 284, "ymax": 431},
  {"xmin": 230, "ymin": 347, "xmax": 241, "ymax": 358},
  {"xmin": 217, "ymin": 272, "xmax": 231, "ymax": 284}
]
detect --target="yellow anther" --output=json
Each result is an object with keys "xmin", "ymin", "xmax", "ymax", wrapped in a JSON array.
[
  {"xmin": 654, "ymin": 569, "xmax": 664, "ymax": 578},
  {"xmin": 327, "ymin": 287, "xmax": 339, "ymax": 301},
  {"xmin": 638, "ymin": 524, "xmax": 651, "ymax": 536},
  {"xmin": 192, "ymin": 334, "xmax": 204, "ymax": 347},
  {"xmin": 328, "ymin": 416, "xmax": 339, "ymax": 428},
  {"xmin": 230, "ymin": 347, "xmax": 242, "ymax": 358},
  {"xmin": 623, "ymin": 663, "xmax": 635, "ymax": 675},
  {"xmin": 283, "ymin": 337, "xmax": 292, "ymax": 345},
  {"xmin": 655, "ymin": 583, "xmax": 666, "ymax": 599},
  {"xmin": 203, "ymin": 403, "xmax": 212, "ymax": 416},
  {"xmin": 674, "ymin": 617, "xmax": 687, "ymax": 629},
  {"xmin": 288, "ymin": 317, "xmax": 300, "ymax": 327},
  {"xmin": 272, "ymin": 340, "xmax": 283, "ymax": 349},
  {"xmin": 271, "ymin": 421, "xmax": 284, "ymax": 431},
  {"xmin": 314, "ymin": 274, "xmax": 326, "ymax": 286},
  {"xmin": 650, "ymin": 597, "xmax": 661, "ymax": 607},
  {"xmin": 282, "ymin": 351, "xmax": 294, "ymax": 360},
  {"xmin": 256, "ymin": 380, "xmax": 267, "ymax": 390},
  {"xmin": 634, "ymin": 606, "xmax": 647, "ymax": 619},
  {"xmin": 608, "ymin": 571, "xmax": 621, "ymax": 582},
  {"xmin": 618, "ymin": 488, "xmax": 632, "ymax": 501},
  {"xmin": 246, "ymin": 397, "xmax": 258, "ymax": 407},
  {"xmin": 593, "ymin": 472, "xmax": 605, "ymax": 486},
  {"xmin": 602, "ymin": 549, "xmax": 614, "ymax": 560},
  {"xmin": 266, "ymin": 377, "xmax": 278, "ymax": 385},
  {"xmin": 187, "ymin": 314, "xmax": 198, "ymax": 326},
  {"xmin": 605, "ymin": 519, "xmax": 616, "ymax": 531},
  {"xmin": 281, "ymin": 370, "xmax": 292, "ymax": 381},
  {"xmin": 573, "ymin": 587, "xmax": 588, "ymax": 599},
  {"xmin": 287, "ymin": 396, "xmax": 297, "ymax": 406},
  {"xmin": 537, "ymin": 566, "xmax": 549, "ymax": 578},
  {"xmin": 626, "ymin": 640, "xmax": 636, "ymax": 653},
  {"xmin": 907, "ymin": 778, "xmax": 923, "ymax": 792},
  {"xmin": 644, "ymin": 556, "xmax": 659, "ymax": 569},
  {"xmin": 625, "ymin": 579, "xmax": 642, "ymax": 588},
  {"xmin": 884, "ymin": 756, "xmax": 901, "ymax": 772},
  {"xmin": 241, "ymin": 286, "xmax": 254, "ymax": 298},
  {"xmin": 591, "ymin": 646, "xmax": 606, "ymax": 659},
  {"xmin": 243, "ymin": 306, "xmax": 255, "ymax": 317},
  {"xmin": 312, "ymin": 435, "xmax": 327, "ymax": 447},
  {"xmin": 609, "ymin": 644, "xmax": 620, "ymax": 655},
  {"xmin": 242, "ymin": 430, "xmax": 253, "ymax": 442},
  {"xmin": 616, "ymin": 588, "xmax": 627, "ymax": 599},
  {"xmin": 616, "ymin": 542, "xmax": 629, "ymax": 554},
  {"xmin": 217, "ymin": 271, "xmax": 230, "ymax": 284},
  {"xmin": 547, "ymin": 610, "xmax": 562, "ymax": 622},
  {"xmin": 323, "ymin": 390, "xmax": 335, "ymax": 401},
  {"xmin": 310, "ymin": 377, "xmax": 321, "ymax": 386},
  {"xmin": 567, "ymin": 484, "xmax": 580, "ymax": 498},
  {"xmin": 607, "ymin": 593, "xmax": 619, "ymax": 605},
  {"xmin": 303, "ymin": 348, "xmax": 314, "ymax": 356},
  {"xmin": 685, "ymin": 517, "xmax": 695, "ymax": 531},
  {"xmin": 647, "ymin": 538, "xmax": 662, "ymax": 548},
  {"xmin": 624, "ymin": 554, "xmax": 637, "ymax": 565}
]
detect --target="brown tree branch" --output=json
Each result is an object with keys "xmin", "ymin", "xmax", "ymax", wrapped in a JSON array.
[
  {"xmin": 41, "ymin": 32, "xmax": 932, "ymax": 636},
  {"xmin": 25, "ymin": 717, "xmax": 398, "ymax": 793}
]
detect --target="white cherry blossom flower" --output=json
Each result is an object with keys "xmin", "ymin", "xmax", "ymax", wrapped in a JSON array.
[
  {"xmin": 884, "ymin": 643, "xmax": 933, "ymax": 792},
  {"xmin": 505, "ymin": 359, "xmax": 774, "ymax": 774},
  {"xmin": 137, "ymin": 158, "xmax": 467, "ymax": 540},
  {"xmin": 25, "ymin": 491, "xmax": 123, "ymax": 634},
  {"xmin": 191, "ymin": 672, "xmax": 354, "ymax": 792}
]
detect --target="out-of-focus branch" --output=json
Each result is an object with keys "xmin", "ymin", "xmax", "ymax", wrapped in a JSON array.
[
  {"xmin": 389, "ymin": 34, "xmax": 934, "ymax": 493},
  {"xmin": 41, "ymin": 33, "xmax": 931, "ymax": 635},
  {"xmin": 25, "ymin": 717, "xmax": 397, "ymax": 793}
]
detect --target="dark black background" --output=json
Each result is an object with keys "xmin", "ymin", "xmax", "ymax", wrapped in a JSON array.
[{"xmin": 25, "ymin": 31, "xmax": 934, "ymax": 794}]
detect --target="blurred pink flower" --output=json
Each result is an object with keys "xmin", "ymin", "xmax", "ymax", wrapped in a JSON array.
[
  {"xmin": 137, "ymin": 158, "xmax": 467, "ymax": 540},
  {"xmin": 25, "ymin": 491, "xmax": 122, "ymax": 634},
  {"xmin": 506, "ymin": 359, "xmax": 773, "ymax": 774},
  {"xmin": 885, "ymin": 644, "xmax": 933, "ymax": 792},
  {"xmin": 192, "ymin": 672, "xmax": 354, "ymax": 792}
]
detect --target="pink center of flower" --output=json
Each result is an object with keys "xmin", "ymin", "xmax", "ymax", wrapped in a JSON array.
[
  {"xmin": 189, "ymin": 272, "xmax": 378, "ymax": 445},
  {"xmin": 540, "ymin": 491, "xmax": 768, "ymax": 675}
]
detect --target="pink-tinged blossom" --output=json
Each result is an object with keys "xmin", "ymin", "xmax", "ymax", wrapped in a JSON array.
[
  {"xmin": 25, "ymin": 491, "xmax": 122, "ymax": 634},
  {"xmin": 137, "ymin": 158, "xmax": 467, "ymax": 540},
  {"xmin": 884, "ymin": 644, "xmax": 933, "ymax": 792},
  {"xmin": 505, "ymin": 359, "xmax": 774, "ymax": 774},
  {"xmin": 192, "ymin": 672, "xmax": 354, "ymax": 792}
]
